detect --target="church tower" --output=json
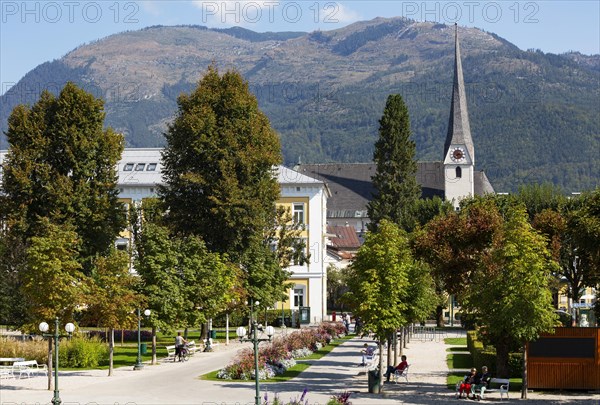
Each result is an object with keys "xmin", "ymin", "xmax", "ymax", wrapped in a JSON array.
[{"xmin": 443, "ymin": 24, "xmax": 475, "ymax": 209}]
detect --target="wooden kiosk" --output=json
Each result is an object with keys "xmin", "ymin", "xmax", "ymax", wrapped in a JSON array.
[{"xmin": 527, "ymin": 327, "xmax": 600, "ymax": 390}]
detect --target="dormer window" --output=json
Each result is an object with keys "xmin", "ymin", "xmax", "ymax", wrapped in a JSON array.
[
  {"xmin": 124, "ymin": 163, "xmax": 134, "ymax": 171},
  {"xmin": 135, "ymin": 163, "xmax": 145, "ymax": 171},
  {"xmin": 147, "ymin": 163, "xmax": 157, "ymax": 171}
]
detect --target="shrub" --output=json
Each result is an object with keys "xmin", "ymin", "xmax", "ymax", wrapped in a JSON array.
[
  {"xmin": 508, "ymin": 352, "xmax": 523, "ymax": 376},
  {"xmin": 86, "ymin": 329, "xmax": 152, "ymax": 343},
  {"xmin": 217, "ymin": 322, "xmax": 337, "ymax": 380},
  {"xmin": 59, "ymin": 336, "xmax": 108, "ymax": 368},
  {"xmin": 0, "ymin": 337, "xmax": 47, "ymax": 363}
]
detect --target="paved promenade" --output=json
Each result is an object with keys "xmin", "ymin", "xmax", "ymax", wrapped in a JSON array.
[{"xmin": 1, "ymin": 329, "xmax": 599, "ymax": 404}]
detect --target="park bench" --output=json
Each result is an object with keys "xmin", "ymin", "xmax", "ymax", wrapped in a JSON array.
[
  {"xmin": 186, "ymin": 340, "xmax": 199, "ymax": 355},
  {"xmin": 0, "ymin": 365, "xmax": 15, "ymax": 379},
  {"xmin": 476, "ymin": 378, "xmax": 510, "ymax": 400},
  {"xmin": 12, "ymin": 360, "xmax": 47, "ymax": 378},
  {"xmin": 165, "ymin": 345, "xmax": 177, "ymax": 361},
  {"xmin": 363, "ymin": 348, "xmax": 379, "ymax": 372}
]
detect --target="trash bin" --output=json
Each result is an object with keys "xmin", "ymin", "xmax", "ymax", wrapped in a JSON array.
[
  {"xmin": 368, "ymin": 369, "xmax": 381, "ymax": 393},
  {"xmin": 210, "ymin": 330, "xmax": 217, "ymax": 339},
  {"xmin": 140, "ymin": 343, "xmax": 147, "ymax": 355}
]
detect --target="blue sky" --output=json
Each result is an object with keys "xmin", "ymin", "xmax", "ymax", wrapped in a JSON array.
[{"xmin": 1, "ymin": 1, "xmax": 599, "ymax": 95}]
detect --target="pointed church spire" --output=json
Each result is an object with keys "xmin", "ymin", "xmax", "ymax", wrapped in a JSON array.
[{"xmin": 443, "ymin": 23, "xmax": 474, "ymax": 163}]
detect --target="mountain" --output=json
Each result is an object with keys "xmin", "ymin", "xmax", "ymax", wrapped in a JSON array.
[{"xmin": 1, "ymin": 18, "xmax": 598, "ymax": 192}]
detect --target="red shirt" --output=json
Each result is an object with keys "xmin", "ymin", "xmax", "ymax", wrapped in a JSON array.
[{"xmin": 396, "ymin": 360, "xmax": 408, "ymax": 371}]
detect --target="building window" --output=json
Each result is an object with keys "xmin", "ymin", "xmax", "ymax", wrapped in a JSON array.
[
  {"xmin": 293, "ymin": 287, "xmax": 305, "ymax": 307},
  {"xmin": 293, "ymin": 203, "xmax": 305, "ymax": 224},
  {"xmin": 147, "ymin": 163, "xmax": 157, "ymax": 171},
  {"xmin": 124, "ymin": 163, "xmax": 134, "ymax": 171},
  {"xmin": 456, "ymin": 167, "xmax": 462, "ymax": 178},
  {"xmin": 135, "ymin": 163, "xmax": 145, "ymax": 171}
]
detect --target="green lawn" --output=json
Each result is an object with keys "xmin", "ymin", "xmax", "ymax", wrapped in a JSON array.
[
  {"xmin": 201, "ymin": 334, "xmax": 355, "ymax": 383},
  {"xmin": 444, "ymin": 337, "xmax": 467, "ymax": 346}
]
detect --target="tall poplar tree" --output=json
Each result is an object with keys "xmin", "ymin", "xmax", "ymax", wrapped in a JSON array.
[{"xmin": 367, "ymin": 94, "xmax": 421, "ymax": 232}]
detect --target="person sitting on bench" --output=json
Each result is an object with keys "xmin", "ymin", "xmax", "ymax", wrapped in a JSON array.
[{"xmin": 383, "ymin": 355, "xmax": 408, "ymax": 382}]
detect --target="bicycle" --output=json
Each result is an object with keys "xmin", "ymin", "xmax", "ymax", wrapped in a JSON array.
[{"xmin": 177, "ymin": 344, "xmax": 190, "ymax": 362}]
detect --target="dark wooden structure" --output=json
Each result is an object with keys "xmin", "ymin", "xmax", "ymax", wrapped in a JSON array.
[{"xmin": 527, "ymin": 327, "xmax": 600, "ymax": 390}]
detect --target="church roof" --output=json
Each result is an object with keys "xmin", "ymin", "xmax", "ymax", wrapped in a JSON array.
[
  {"xmin": 296, "ymin": 162, "xmax": 493, "ymax": 217},
  {"xmin": 443, "ymin": 24, "xmax": 475, "ymax": 163}
]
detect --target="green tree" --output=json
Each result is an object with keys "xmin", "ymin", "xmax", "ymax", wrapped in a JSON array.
[
  {"xmin": 514, "ymin": 183, "xmax": 567, "ymax": 221},
  {"xmin": 159, "ymin": 65, "xmax": 296, "ymax": 307},
  {"xmin": 159, "ymin": 65, "xmax": 281, "ymax": 261},
  {"xmin": 345, "ymin": 219, "xmax": 412, "ymax": 391},
  {"xmin": 21, "ymin": 220, "xmax": 84, "ymax": 330},
  {"xmin": 464, "ymin": 205, "xmax": 557, "ymax": 397},
  {"xmin": 1, "ymin": 82, "xmax": 125, "ymax": 272},
  {"xmin": 326, "ymin": 264, "xmax": 350, "ymax": 311},
  {"xmin": 131, "ymin": 200, "xmax": 184, "ymax": 364},
  {"xmin": 176, "ymin": 234, "xmax": 242, "ymax": 345},
  {"xmin": 84, "ymin": 250, "xmax": 143, "ymax": 376},
  {"xmin": 367, "ymin": 94, "xmax": 421, "ymax": 232},
  {"xmin": 0, "ymin": 229, "xmax": 28, "ymax": 325}
]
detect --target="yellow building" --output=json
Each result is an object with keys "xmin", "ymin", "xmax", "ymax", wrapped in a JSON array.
[{"xmin": 114, "ymin": 149, "xmax": 330, "ymax": 324}]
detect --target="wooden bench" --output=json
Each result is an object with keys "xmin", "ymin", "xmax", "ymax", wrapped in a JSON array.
[
  {"xmin": 13, "ymin": 360, "xmax": 47, "ymax": 378},
  {"xmin": 477, "ymin": 378, "xmax": 510, "ymax": 400}
]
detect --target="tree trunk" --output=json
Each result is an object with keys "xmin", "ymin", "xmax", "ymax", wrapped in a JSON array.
[
  {"xmin": 386, "ymin": 334, "xmax": 392, "ymax": 368},
  {"xmin": 404, "ymin": 326, "xmax": 408, "ymax": 348},
  {"xmin": 184, "ymin": 327, "xmax": 188, "ymax": 340},
  {"xmin": 393, "ymin": 330, "xmax": 398, "ymax": 365},
  {"xmin": 376, "ymin": 340, "xmax": 383, "ymax": 394},
  {"xmin": 108, "ymin": 327, "xmax": 114, "ymax": 376},
  {"xmin": 47, "ymin": 336, "xmax": 53, "ymax": 390},
  {"xmin": 521, "ymin": 342, "xmax": 528, "ymax": 399},
  {"xmin": 436, "ymin": 304, "xmax": 445, "ymax": 327},
  {"xmin": 495, "ymin": 337, "xmax": 511, "ymax": 378},
  {"xmin": 151, "ymin": 326, "xmax": 157, "ymax": 365}
]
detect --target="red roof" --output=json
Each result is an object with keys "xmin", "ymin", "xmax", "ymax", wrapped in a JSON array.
[{"xmin": 327, "ymin": 225, "xmax": 362, "ymax": 250}]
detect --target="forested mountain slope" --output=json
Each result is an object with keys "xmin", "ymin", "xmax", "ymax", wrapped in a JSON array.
[{"xmin": 1, "ymin": 18, "xmax": 598, "ymax": 192}]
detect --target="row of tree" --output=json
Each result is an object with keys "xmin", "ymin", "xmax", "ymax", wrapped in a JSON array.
[
  {"xmin": 343, "ymin": 94, "xmax": 599, "ymax": 397},
  {"xmin": 0, "ymin": 66, "xmax": 305, "ymax": 375}
]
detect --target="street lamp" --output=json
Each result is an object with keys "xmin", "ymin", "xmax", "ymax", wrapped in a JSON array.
[
  {"xmin": 39, "ymin": 318, "xmax": 75, "ymax": 405},
  {"xmin": 237, "ymin": 300, "xmax": 275, "ymax": 405},
  {"xmin": 133, "ymin": 308, "xmax": 151, "ymax": 370}
]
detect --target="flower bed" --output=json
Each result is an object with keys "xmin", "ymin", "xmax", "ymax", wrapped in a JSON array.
[{"xmin": 217, "ymin": 322, "xmax": 346, "ymax": 380}]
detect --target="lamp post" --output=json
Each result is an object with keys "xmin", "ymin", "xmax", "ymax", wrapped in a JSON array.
[
  {"xmin": 39, "ymin": 318, "xmax": 75, "ymax": 405},
  {"xmin": 236, "ymin": 300, "xmax": 275, "ymax": 405},
  {"xmin": 134, "ymin": 308, "xmax": 151, "ymax": 370}
]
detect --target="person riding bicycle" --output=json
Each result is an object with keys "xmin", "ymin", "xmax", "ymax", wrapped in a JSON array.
[{"xmin": 175, "ymin": 332, "xmax": 187, "ymax": 362}]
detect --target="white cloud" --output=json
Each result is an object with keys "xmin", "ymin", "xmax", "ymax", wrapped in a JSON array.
[
  {"xmin": 330, "ymin": 2, "xmax": 362, "ymax": 25},
  {"xmin": 139, "ymin": 0, "xmax": 163, "ymax": 17}
]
